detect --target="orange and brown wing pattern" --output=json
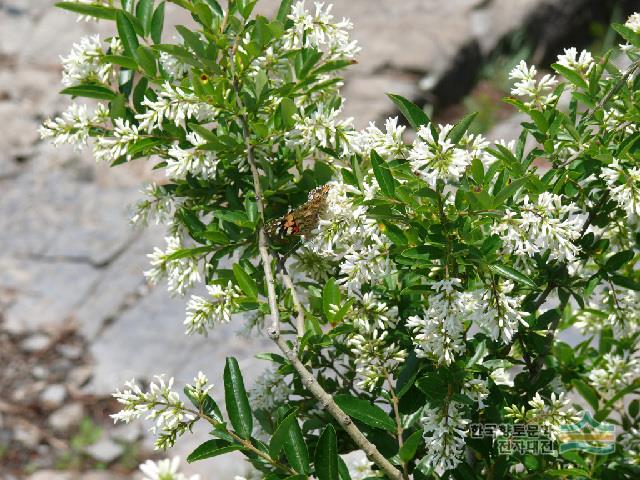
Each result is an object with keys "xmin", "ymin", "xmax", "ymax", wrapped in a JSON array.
[{"xmin": 266, "ymin": 185, "xmax": 331, "ymax": 240}]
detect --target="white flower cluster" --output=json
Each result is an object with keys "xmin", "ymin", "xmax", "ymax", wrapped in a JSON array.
[
  {"xmin": 167, "ymin": 131, "xmax": 219, "ymax": 179},
  {"xmin": 137, "ymin": 82, "xmax": 217, "ymax": 133},
  {"xmin": 505, "ymin": 392, "xmax": 579, "ymax": 441},
  {"xmin": 341, "ymin": 450, "xmax": 380, "ymax": 480},
  {"xmin": 354, "ymin": 117, "xmax": 408, "ymax": 159},
  {"xmin": 140, "ymin": 457, "xmax": 200, "ymax": 480},
  {"xmin": 619, "ymin": 428, "xmax": 640, "ymax": 465},
  {"xmin": 291, "ymin": 104, "xmax": 354, "ymax": 156},
  {"xmin": 39, "ymin": 103, "xmax": 109, "ymax": 150},
  {"xmin": 306, "ymin": 179, "xmax": 394, "ymax": 295},
  {"xmin": 407, "ymin": 279, "xmax": 472, "ymax": 365},
  {"xmin": 621, "ymin": 13, "xmax": 640, "ymax": 52},
  {"xmin": 248, "ymin": 368, "xmax": 292, "ymax": 411},
  {"xmin": 346, "ymin": 293, "xmax": 406, "ymax": 390},
  {"xmin": 509, "ymin": 60, "xmax": 558, "ymax": 108},
  {"xmin": 61, "ymin": 35, "xmax": 122, "ymax": 87},
  {"xmin": 93, "ymin": 118, "xmax": 140, "ymax": 163},
  {"xmin": 184, "ymin": 371, "xmax": 214, "ymax": 404},
  {"xmin": 600, "ymin": 158, "xmax": 640, "ymax": 222},
  {"xmin": 471, "ymin": 280, "xmax": 527, "ymax": 344},
  {"xmin": 461, "ymin": 377, "xmax": 490, "ymax": 409},
  {"xmin": 556, "ymin": 47, "xmax": 594, "ymax": 77},
  {"xmin": 184, "ymin": 282, "xmax": 242, "ymax": 336},
  {"xmin": 588, "ymin": 353, "xmax": 640, "ymax": 400},
  {"xmin": 284, "ymin": 1, "xmax": 360, "ymax": 60},
  {"xmin": 576, "ymin": 286, "xmax": 640, "ymax": 338},
  {"xmin": 130, "ymin": 184, "xmax": 175, "ymax": 226},
  {"xmin": 159, "ymin": 51, "xmax": 192, "ymax": 80},
  {"xmin": 420, "ymin": 401, "xmax": 469, "ymax": 472},
  {"xmin": 145, "ymin": 234, "xmax": 201, "ymax": 296},
  {"xmin": 408, "ymin": 124, "xmax": 490, "ymax": 188},
  {"xmin": 111, "ymin": 375, "xmax": 197, "ymax": 450},
  {"xmin": 491, "ymin": 192, "xmax": 586, "ymax": 263}
]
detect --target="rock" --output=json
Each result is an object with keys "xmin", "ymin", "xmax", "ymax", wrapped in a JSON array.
[
  {"xmin": 83, "ymin": 437, "xmax": 124, "ymax": 464},
  {"xmin": 39, "ymin": 384, "xmax": 67, "ymax": 410},
  {"xmin": 31, "ymin": 366, "xmax": 49, "ymax": 380},
  {"xmin": 13, "ymin": 421, "xmax": 41, "ymax": 448},
  {"xmin": 48, "ymin": 403, "xmax": 84, "ymax": 432},
  {"xmin": 57, "ymin": 344, "xmax": 83, "ymax": 360},
  {"xmin": 21, "ymin": 333, "xmax": 50, "ymax": 352},
  {"xmin": 27, "ymin": 471, "xmax": 73, "ymax": 480},
  {"xmin": 67, "ymin": 366, "xmax": 93, "ymax": 388},
  {"xmin": 110, "ymin": 422, "xmax": 142, "ymax": 443}
]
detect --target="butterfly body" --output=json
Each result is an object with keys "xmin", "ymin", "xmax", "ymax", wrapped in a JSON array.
[{"xmin": 266, "ymin": 184, "xmax": 330, "ymax": 241}]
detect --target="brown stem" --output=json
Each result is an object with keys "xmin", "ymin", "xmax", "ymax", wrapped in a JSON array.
[{"xmin": 387, "ymin": 376, "xmax": 410, "ymax": 480}]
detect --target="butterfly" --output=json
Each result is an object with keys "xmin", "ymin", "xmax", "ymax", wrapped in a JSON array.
[{"xmin": 266, "ymin": 184, "xmax": 331, "ymax": 240}]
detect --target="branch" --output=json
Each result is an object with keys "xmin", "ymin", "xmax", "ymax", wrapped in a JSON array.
[
  {"xmin": 387, "ymin": 376, "xmax": 410, "ymax": 480},
  {"xmin": 270, "ymin": 332, "xmax": 405, "ymax": 480},
  {"xmin": 280, "ymin": 265, "xmax": 306, "ymax": 338}
]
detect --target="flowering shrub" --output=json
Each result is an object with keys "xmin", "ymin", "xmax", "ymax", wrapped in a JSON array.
[{"xmin": 42, "ymin": 0, "xmax": 640, "ymax": 478}]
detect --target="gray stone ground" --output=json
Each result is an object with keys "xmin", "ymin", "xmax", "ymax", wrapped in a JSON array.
[{"xmin": 0, "ymin": 0, "xmax": 587, "ymax": 478}]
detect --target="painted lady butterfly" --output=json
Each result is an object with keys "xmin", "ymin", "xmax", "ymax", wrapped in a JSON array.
[{"xmin": 266, "ymin": 184, "xmax": 331, "ymax": 240}]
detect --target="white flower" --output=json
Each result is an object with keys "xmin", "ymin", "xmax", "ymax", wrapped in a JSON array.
[
  {"xmin": 462, "ymin": 377, "xmax": 490, "ymax": 409},
  {"xmin": 184, "ymin": 371, "xmax": 214, "ymax": 404},
  {"xmin": 112, "ymin": 376, "xmax": 196, "ymax": 450},
  {"xmin": 93, "ymin": 118, "xmax": 140, "ymax": 163},
  {"xmin": 347, "ymin": 329, "xmax": 407, "ymax": 391},
  {"xmin": 184, "ymin": 282, "xmax": 242, "ymax": 335},
  {"xmin": 621, "ymin": 13, "xmax": 640, "ymax": 52},
  {"xmin": 406, "ymin": 279, "xmax": 473, "ymax": 365},
  {"xmin": 490, "ymin": 368, "xmax": 514, "ymax": 387},
  {"xmin": 491, "ymin": 192, "xmax": 586, "ymax": 263},
  {"xmin": 159, "ymin": 51, "xmax": 191, "ymax": 79},
  {"xmin": 588, "ymin": 353, "xmax": 640, "ymax": 400},
  {"xmin": 130, "ymin": 184, "xmax": 175, "ymax": 226},
  {"xmin": 420, "ymin": 401, "xmax": 469, "ymax": 472},
  {"xmin": 472, "ymin": 280, "xmax": 528, "ymax": 343},
  {"xmin": 556, "ymin": 47, "xmax": 594, "ymax": 76},
  {"xmin": 61, "ymin": 35, "xmax": 122, "ymax": 86},
  {"xmin": 284, "ymin": 1, "xmax": 360, "ymax": 59},
  {"xmin": 505, "ymin": 391, "xmax": 579, "ymax": 441},
  {"xmin": 576, "ymin": 286, "xmax": 640, "ymax": 338},
  {"xmin": 601, "ymin": 158, "xmax": 640, "ymax": 221},
  {"xmin": 139, "ymin": 456, "xmax": 200, "ymax": 480},
  {"xmin": 249, "ymin": 368, "xmax": 292, "ymax": 411},
  {"xmin": 136, "ymin": 82, "xmax": 217, "ymax": 132},
  {"xmin": 509, "ymin": 60, "xmax": 558, "ymax": 108},
  {"xmin": 341, "ymin": 450, "xmax": 379, "ymax": 480},
  {"xmin": 355, "ymin": 117, "xmax": 408, "ymax": 159},
  {"xmin": 291, "ymin": 104, "xmax": 354, "ymax": 154},
  {"xmin": 145, "ymin": 234, "xmax": 202, "ymax": 296},
  {"xmin": 167, "ymin": 131, "xmax": 219, "ymax": 179},
  {"xmin": 39, "ymin": 103, "xmax": 109, "ymax": 150}
]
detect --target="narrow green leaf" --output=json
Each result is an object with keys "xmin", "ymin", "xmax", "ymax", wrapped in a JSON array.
[
  {"xmin": 233, "ymin": 264, "xmax": 258, "ymax": 299},
  {"xmin": 489, "ymin": 264, "xmax": 537, "ymax": 288},
  {"xmin": 370, "ymin": 149, "xmax": 395, "ymax": 197},
  {"xmin": 136, "ymin": 45, "xmax": 157, "ymax": 76},
  {"xmin": 269, "ymin": 409, "xmax": 298, "ymax": 458},
  {"xmin": 493, "ymin": 177, "xmax": 528, "ymax": 206},
  {"xmin": 203, "ymin": 0, "xmax": 224, "ymax": 18},
  {"xmin": 103, "ymin": 54, "xmax": 139, "ymax": 70},
  {"xmin": 334, "ymin": 395, "xmax": 395, "ymax": 432},
  {"xmin": 546, "ymin": 468, "xmax": 591, "ymax": 477},
  {"xmin": 283, "ymin": 416, "xmax": 309, "ymax": 474},
  {"xmin": 399, "ymin": 430, "xmax": 423, "ymax": 462},
  {"xmin": 604, "ymin": 250, "xmax": 634, "ymax": 272},
  {"xmin": 386, "ymin": 93, "xmax": 431, "ymax": 129},
  {"xmin": 150, "ymin": 2, "xmax": 165, "ymax": 44},
  {"xmin": 187, "ymin": 439, "xmax": 241, "ymax": 463},
  {"xmin": 117, "ymin": 11, "xmax": 141, "ymax": 60},
  {"xmin": 60, "ymin": 84, "xmax": 117, "ymax": 100},
  {"xmin": 223, "ymin": 357, "xmax": 253, "ymax": 439},
  {"xmin": 136, "ymin": 0, "xmax": 154, "ymax": 36},
  {"xmin": 322, "ymin": 278, "xmax": 340, "ymax": 321},
  {"xmin": 277, "ymin": 0, "xmax": 294, "ymax": 23},
  {"xmin": 315, "ymin": 425, "xmax": 339, "ymax": 480},
  {"xmin": 613, "ymin": 23, "xmax": 640, "ymax": 48},
  {"xmin": 571, "ymin": 379, "xmax": 599, "ymax": 411},
  {"xmin": 447, "ymin": 112, "xmax": 478, "ymax": 144},
  {"xmin": 55, "ymin": 2, "xmax": 117, "ymax": 20},
  {"xmin": 279, "ymin": 97, "xmax": 297, "ymax": 129},
  {"xmin": 551, "ymin": 63, "xmax": 588, "ymax": 91}
]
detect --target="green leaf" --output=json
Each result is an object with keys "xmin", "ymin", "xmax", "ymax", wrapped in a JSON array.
[
  {"xmin": 203, "ymin": 0, "xmax": 224, "ymax": 18},
  {"xmin": 551, "ymin": 63, "xmax": 588, "ymax": 91},
  {"xmin": 223, "ymin": 357, "xmax": 253, "ymax": 439},
  {"xmin": 489, "ymin": 264, "xmax": 537, "ymax": 288},
  {"xmin": 315, "ymin": 425, "xmax": 339, "ymax": 480},
  {"xmin": 279, "ymin": 97, "xmax": 297, "ymax": 129},
  {"xmin": 117, "ymin": 11, "xmax": 141, "ymax": 60},
  {"xmin": 334, "ymin": 395, "xmax": 395, "ymax": 432},
  {"xmin": 386, "ymin": 93, "xmax": 431, "ymax": 129},
  {"xmin": 571, "ymin": 379, "xmax": 599, "ymax": 411},
  {"xmin": 370, "ymin": 149, "xmax": 395, "ymax": 197},
  {"xmin": 60, "ymin": 84, "xmax": 117, "ymax": 100},
  {"xmin": 233, "ymin": 264, "xmax": 258, "ymax": 299},
  {"xmin": 399, "ymin": 430, "xmax": 423, "ymax": 462},
  {"xmin": 55, "ymin": 2, "xmax": 117, "ymax": 20},
  {"xmin": 187, "ymin": 439, "xmax": 241, "ymax": 463},
  {"xmin": 493, "ymin": 177, "xmax": 527, "ymax": 206},
  {"xmin": 545, "ymin": 468, "xmax": 591, "ymax": 477},
  {"xmin": 283, "ymin": 416, "xmax": 310, "ymax": 474},
  {"xmin": 322, "ymin": 278, "xmax": 340, "ymax": 321},
  {"xmin": 136, "ymin": 45, "xmax": 157, "ymax": 76},
  {"xmin": 613, "ymin": 23, "xmax": 640, "ymax": 48},
  {"xmin": 103, "ymin": 54, "xmax": 139, "ymax": 70},
  {"xmin": 150, "ymin": 2, "xmax": 165, "ymax": 44},
  {"xmin": 604, "ymin": 250, "xmax": 634, "ymax": 272},
  {"xmin": 276, "ymin": 0, "xmax": 293, "ymax": 23},
  {"xmin": 269, "ymin": 409, "xmax": 298, "ymax": 458},
  {"xmin": 136, "ymin": 0, "xmax": 154, "ymax": 36},
  {"xmin": 447, "ymin": 112, "xmax": 478, "ymax": 144}
]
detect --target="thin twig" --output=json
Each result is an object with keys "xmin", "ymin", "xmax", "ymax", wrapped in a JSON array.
[
  {"xmin": 387, "ymin": 376, "xmax": 410, "ymax": 480},
  {"xmin": 280, "ymin": 265, "xmax": 306, "ymax": 338}
]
